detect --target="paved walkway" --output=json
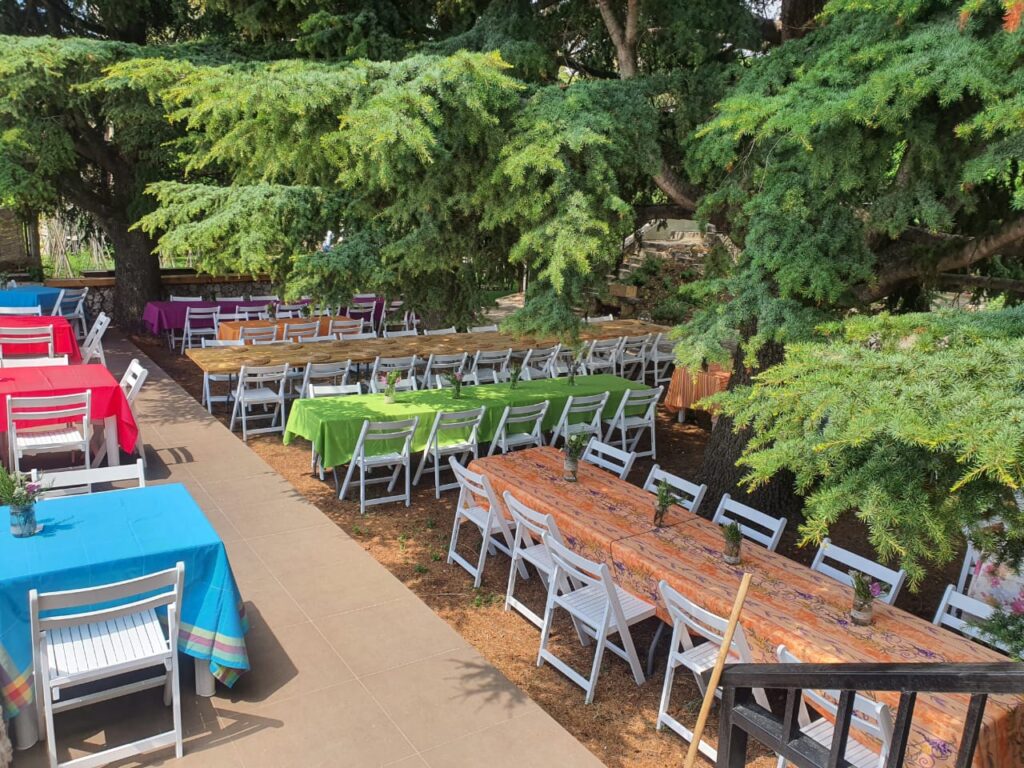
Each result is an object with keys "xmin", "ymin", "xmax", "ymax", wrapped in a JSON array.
[{"xmin": 15, "ymin": 333, "xmax": 602, "ymax": 768}]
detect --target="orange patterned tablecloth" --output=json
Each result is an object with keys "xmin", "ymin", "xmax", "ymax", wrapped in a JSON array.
[
  {"xmin": 663, "ymin": 364, "xmax": 730, "ymax": 413},
  {"xmin": 218, "ymin": 316, "xmax": 349, "ymax": 342},
  {"xmin": 472, "ymin": 447, "xmax": 1022, "ymax": 768}
]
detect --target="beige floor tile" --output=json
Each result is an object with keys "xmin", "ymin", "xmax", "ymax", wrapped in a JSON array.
[
  {"xmin": 316, "ymin": 597, "xmax": 469, "ymax": 677},
  {"xmin": 219, "ymin": 680, "xmax": 416, "ymax": 768},
  {"xmin": 382, "ymin": 755, "xmax": 430, "ymax": 767},
  {"xmin": 239, "ymin": 580, "xmax": 309, "ymax": 630},
  {"xmin": 419, "ymin": 710, "xmax": 602, "ymax": 768},
  {"xmin": 222, "ymin": 540, "xmax": 281, "ymax": 594},
  {"xmin": 221, "ymin": 498, "xmax": 332, "ymax": 539},
  {"xmin": 219, "ymin": 620, "xmax": 353, "ymax": 709},
  {"xmin": 245, "ymin": 525, "xmax": 359, "ymax": 576},
  {"xmin": 361, "ymin": 647, "xmax": 534, "ymax": 752},
  {"xmin": 271, "ymin": 553, "xmax": 411, "ymax": 619}
]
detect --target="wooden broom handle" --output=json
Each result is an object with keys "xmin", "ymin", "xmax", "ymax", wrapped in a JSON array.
[{"xmin": 682, "ymin": 572, "xmax": 753, "ymax": 768}]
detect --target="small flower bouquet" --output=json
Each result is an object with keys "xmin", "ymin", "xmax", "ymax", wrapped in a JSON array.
[
  {"xmin": 453, "ymin": 370, "xmax": 464, "ymax": 398},
  {"xmin": 722, "ymin": 521, "xmax": 742, "ymax": 564},
  {"xmin": 563, "ymin": 433, "xmax": 588, "ymax": 482},
  {"xmin": 382, "ymin": 370, "xmax": 402, "ymax": 403},
  {"xmin": 508, "ymin": 364, "xmax": 522, "ymax": 389},
  {"xmin": 654, "ymin": 480, "xmax": 675, "ymax": 528},
  {"xmin": 266, "ymin": 302, "xmax": 276, "ymax": 320},
  {"xmin": 1, "ymin": 467, "xmax": 43, "ymax": 538},
  {"xmin": 849, "ymin": 569, "xmax": 888, "ymax": 626},
  {"xmin": 567, "ymin": 345, "xmax": 585, "ymax": 386}
]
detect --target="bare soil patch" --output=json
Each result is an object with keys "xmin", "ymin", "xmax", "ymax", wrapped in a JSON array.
[{"xmin": 133, "ymin": 334, "xmax": 963, "ymax": 768}]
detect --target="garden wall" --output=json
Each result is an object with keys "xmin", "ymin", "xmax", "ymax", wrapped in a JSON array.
[{"xmin": 45, "ymin": 273, "xmax": 274, "ymax": 321}]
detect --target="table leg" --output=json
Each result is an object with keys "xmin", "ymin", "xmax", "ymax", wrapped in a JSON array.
[
  {"xmin": 11, "ymin": 704, "xmax": 39, "ymax": 750},
  {"xmin": 194, "ymin": 658, "xmax": 216, "ymax": 697},
  {"xmin": 103, "ymin": 415, "xmax": 120, "ymax": 466}
]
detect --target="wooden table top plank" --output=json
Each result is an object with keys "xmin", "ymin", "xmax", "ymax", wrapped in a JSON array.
[{"xmin": 185, "ymin": 319, "xmax": 669, "ymax": 373}]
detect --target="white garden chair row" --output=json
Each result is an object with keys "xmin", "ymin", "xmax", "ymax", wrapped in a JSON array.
[{"xmin": 0, "ymin": 311, "xmax": 108, "ymax": 368}]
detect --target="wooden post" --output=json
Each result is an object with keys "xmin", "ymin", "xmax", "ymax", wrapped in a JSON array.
[{"xmin": 683, "ymin": 572, "xmax": 752, "ymax": 768}]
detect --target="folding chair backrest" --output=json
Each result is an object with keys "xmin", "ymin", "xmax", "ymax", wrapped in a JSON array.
[
  {"xmin": 239, "ymin": 325, "xmax": 278, "ymax": 343},
  {"xmin": 957, "ymin": 539, "xmax": 983, "ymax": 594},
  {"xmin": 119, "ymin": 359, "xmax": 149, "ymax": 404},
  {"xmin": 650, "ymin": 333, "xmax": 678, "ymax": 358},
  {"xmin": 659, "ymin": 580, "xmax": 756, "ymax": 660},
  {"xmin": 469, "ymin": 324, "xmax": 498, "ymax": 333},
  {"xmin": 544, "ymin": 533, "xmax": 614, "ymax": 599},
  {"xmin": 2, "ymin": 355, "xmax": 68, "ymax": 368},
  {"xmin": 184, "ymin": 306, "xmax": 219, "ymax": 327},
  {"xmin": 356, "ymin": 417, "xmax": 419, "ymax": 459},
  {"xmin": 561, "ymin": 392, "xmax": 609, "ymax": 429},
  {"xmin": 235, "ymin": 307, "xmax": 264, "ymax": 320},
  {"xmin": 524, "ymin": 345, "xmax": 559, "ymax": 374},
  {"xmin": 282, "ymin": 320, "xmax": 320, "ymax": 340},
  {"xmin": 331, "ymin": 319, "xmax": 365, "ymax": 336},
  {"xmin": 712, "ymin": 494, "xmax": 788, "ymax": 552},
  {"xmin": 581, "ymin": 438, "xmax": 636, "ymax": 480},
  {"xmin": 82, "ymin": 312, "xmax": 111, "ymax": 355},
  {"xmin": 777, "ymin": 644, "xmax": 894, "ymax": 753},
  {"xmin": 424, "ymin": 326, "xmax": 457, "ymax": 336},
  {"xmin": 473, "ymin": 348, "xmax": 511, "ymax": 370},
  {"xmin": 503, "ymin": 491, "xmax": 562, "ymax": 549},
  {"xmin": 432, "ymin": 407, "xmax": 484, "ymax": 442},
  {"xmin": 309, "ymin": 383, "xmax": 362, "ymax": 398},
  {"xmin": 620, "ymin": 334, "xmax": 651, "ymax": 355},
  {"xmin": 32, "ymin": 563, "xmax": 183, "ymax": 637},
  {"xmin": 612, "ymin": 386, "xmax": 662, "ymax": 421},
  {"xmin": 0, "ymin": 306, "xmax": 42, "ymax": 316},
  {"xmin": 384, "ymin": 328, "xmax": 418, "ymax": 338},
  {"xmin": 643, "ymin": 465, "xmax": 707, "ymax": 513},
  {"xmin": 239, "ymin": 363, "xmax": 289, "ymax": 388},
  {"xmin": 250, "ymin": 295, "xmax": 279, "ymax": 302},
  {"xmin": 450, "ymin": 457, "xmax": 505, "ymax": 521},
  {"xmin": 340, "ymin": 331, "xmax": 377, "ymax": 341},
  {"xmin": 810, "ymin": 538, "xmax": 906, "ymax": 605},
  {"xmin": 276, "ymin": 303, "xmax": 305, "ymax": 318},
  {"xmin": 301, "ymin": 361, "xmax": 350, "ymax": 398},
  {"xmin": 587, "ymin": 337, "xmax": 622, "ymax": 363},
  {"xmin": 201, "ymin": 339, "xmax": 243, "ymax": 348},
  {"xmin": 33, "ymin": 459, "xmax": 146, "ymax": 498},
  {"xmin": 504, "ymin": 400, "xmax": 548, "ymax": 430},
  {"xmin": 55, "ymin": 287, "xmax": 87, "ymax": 315},
  {"xmin": 169, "ymin": 295, "xmax": 203, "ymax": 302},
  {"xmin": 0, "ymin": 325, "xmax": 54, "ymax": 356},
  {"xmin": 8, "ymin": 391, "xmax": 90, "ymax": 428},
  {"xmin": 933, "ymin": 584, "xmax": 999, "ymax": 645},
  {"xmin": 372, "ymin": 355, "xmax": 417, "ymax": 378},
  {"xmin": 425, "ymin": 352, "xmax": 467, "ymax": 375}
]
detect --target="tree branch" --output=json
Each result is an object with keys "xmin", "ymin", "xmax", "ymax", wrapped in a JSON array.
[
  {"xmin": 653, "ymin": 160, "xmax": 698, "ymax": 214},
  {"xmin": 855, "ymin": 217, "xmax": 1024, "ymax": 302},
  {"xmin": 595, "ymin": 0, "xmax": 636, "ymax": 77},
  {"xmin": 936, "ymin": 273, "xmax": 1024, "ymax": 295}
]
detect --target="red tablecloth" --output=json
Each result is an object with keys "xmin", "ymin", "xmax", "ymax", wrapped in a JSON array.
[
  {"xmin": 0, "ymin": 365, "xmax": 137, "ymax": 453},
  {"xmin": 0, "ymin": 317, "xmax": 81, "ymax": 362}
]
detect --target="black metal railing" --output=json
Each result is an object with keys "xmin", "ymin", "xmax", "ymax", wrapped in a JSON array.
[{"xmin": 714, "ymin": 662, "xmax": 1024, "ymax": 768}]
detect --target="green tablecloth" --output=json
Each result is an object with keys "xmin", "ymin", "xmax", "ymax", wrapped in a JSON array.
[{"xmin": 283, "ymin": 374, "xmax": 645, "ymax": 468}]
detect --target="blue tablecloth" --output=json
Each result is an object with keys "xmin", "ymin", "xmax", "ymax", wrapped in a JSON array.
[
  {"xmin": 0, "ymin": 286, "xmax": 63, "ymax": 311},
  {"xmin": 0, "ymin": 484, "xmax": 249, "ymax": 718}
]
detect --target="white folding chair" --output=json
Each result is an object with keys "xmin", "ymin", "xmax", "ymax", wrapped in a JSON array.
[
  {"xmin": 238, "ymin": 325, "xmax": 277, "ymax": 344},
  {"xmin": 587, "ymin": 314, "xmax": 614, "ymax": 323},
  {"xmin": 200, "ymin": 339, "xmax": 242, "ymax": 414},
  {"xmin": 581, "ymin": 437, "xmax": 636, "ymax": 480},
  {"xmin": 465, "ymin": 348, "xmax": 511, "ymax": 385},
  {"xmin": 538, "ymin": 534, "xmax": 655, "ymax": 704},
  {"xmin": 0, "ymin": 305, "xmax": 42, "ymax": 316},
  {"xmin": 383, "ymin": 328, "xmax": 418, "ymax": 338},
  {"xmin": 550, "ymin": 391, "xmax": 609, "ymax": 447},
  {"xmin": 305, "ymin": 379, "xmax": 362, "ymax": 479},
  {"xmin": 31, "ymin": 564, "xmax": 185, "ymax": 768},
  {"xmin": 115, "ymin": 359, "xmax": 149, "ymax": 468},
  {"xmin": 487, "ymin": 400, "xmax": 549, "ymax": 455},
  {"xmin": 932, "ymin": 584, "xmax": 1005, "ymax": 651},
  {"xmin": 712, "ymin": 494, "xmax": 788, "ymax": 552},
  {"xmin": 8, "ymin": 392, "xmax": 91, "ymax": 473},
  {"xmin": 1, "ymin": 355, "xmax": 68, "ymax": 368},
  {"xmin": 422, "ymin": 352, "xmax": 467, "ymax": 389},
  {"xmin": 275, "ymin": 303, "xmax": 305, "ymax": 319},
  {"xmin": 643, "ymin": 465, "xmax": 707, "ymax": 513},
  {"xmin": 522, "ymin": 345, "xmax": 559, "ymax": 380},
  {"xmin": 423, "ymin": 326, "xmax": 457, "ymax": 336},
  {"xmin": 0, "ymin": 325, "xmax": 55, "ymax": 359},
  {"xmin": 648, "ymin": 333, "xmax": 679, "ymax": 386},
  {"xmin": 369, "ymin": 356, "xmax": 418, "ymax": 392},
  {"xmin": 602, "ymin": 386, "xmax": 663, "ymax": 459},
  {"xmin": 330, "ymin": 318, "xmax": 365, "ymax": 337},
  {"xmin": 339, "ymin": 417, "xmax": 419, "ymax": 513},
  {"xmin": 180, "ymin": 306, "xmax": 219, "ymax": 353},
  {"xmin": 169, "ymin": 295, "xmax": 203, "ymax": 302},
  {"xmin": 957, "ymin": 538, "xmax": 984, "ymax": 594},
  {"xmin": 52, "ymin": 287, "xmax": 88, "ymax": 338},
  {"xmin": 776, "ymin": 644, "xmax": 893, "ymax": 768},
  {"xmin": 340, "ymin": 330, "xmax": 377, "ymax": 341},
  {"xmin": 79, "ymin": 312, "xmax": 111, "ymax": 366},
  {"xmin": 299, "ymin": 361, "xmax": 350, "ymax": 398},
  {"xmin": 413, "ymin": 407, "xmax": 485, "ymax": 498},
  {"xmin": 810, "ymin": 538, "xmax": 906, "ymax": 604},
  {"xmin": 469, "ymin": 324, "xmax": 499, "ymax": 333},
  {"xmin": 32, "ymin": 459, "xmax": 146, "ymax": 498},
  {"xmin": 280, "ymin": 320, "xmax": 320, "ymax": 341},
  {"xmin": 228, "ymin": 364, "xmax": 288, "ymax": 441},
  {"xmin": 584, "ymin": 337, "xmax": 621, "ymax": 375},
  {"xmin": 446, "ymin": 457, "xmax": 521, "ymax": 588},
  {"xmin": 657, "ymin": 580, "xmax": 770, "ymax": 761},
  {"xmin": 503, "ymin": 491, "xmax": 564, "ymax": 628},
  {"xmin": 617, "ymin": 334, "xmax": 651, "ymax": 380}
]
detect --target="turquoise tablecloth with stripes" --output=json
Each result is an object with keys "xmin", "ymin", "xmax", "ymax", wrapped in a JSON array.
[{"xmin": 0, "ymin": 484, "xmax": 248, "ymax": 718}]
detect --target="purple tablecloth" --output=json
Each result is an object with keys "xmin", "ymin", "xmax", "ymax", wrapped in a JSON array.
[{"xmin": 143, "ymin": 300, "xmax": 271, "ymax": 335}]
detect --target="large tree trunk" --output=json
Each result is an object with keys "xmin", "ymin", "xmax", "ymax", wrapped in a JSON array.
[
  {"xmin": 107, "ymin": 221, "xmax": 161, "ymax": 330},
  {"xmin": 697, "ymin": 337, "xmax": 802, "ymax": 521}
]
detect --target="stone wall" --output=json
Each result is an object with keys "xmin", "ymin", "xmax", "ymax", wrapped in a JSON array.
[{"xmin": 45, "ymin": 274, "xmax": 275, "ymax": 323}]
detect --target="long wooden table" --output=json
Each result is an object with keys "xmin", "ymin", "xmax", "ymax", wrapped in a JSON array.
[
  {"xmin": 185, "ymin": 319, "xmax": 667, "ymax": 374},
  {"xmin": 470, "ymin": 447, "xmax": 1022, "ymax": 768}
]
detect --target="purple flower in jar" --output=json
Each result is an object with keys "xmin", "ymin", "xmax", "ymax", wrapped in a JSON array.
[
  {"xmin": 26, "ymin": 482, "xmax": 41, "ymax": 494},
  {"xmin": 455, "ymin": 371, "xmax": 463, "ymax": 382},
  {"xmin": 869, "ymin": 582, "xmax": 884, "ymax": 598}
]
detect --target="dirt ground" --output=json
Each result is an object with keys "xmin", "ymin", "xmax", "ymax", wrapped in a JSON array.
[{"xmin": 133, "ymin": 334, "xmax": 966, "ymax": 768}]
